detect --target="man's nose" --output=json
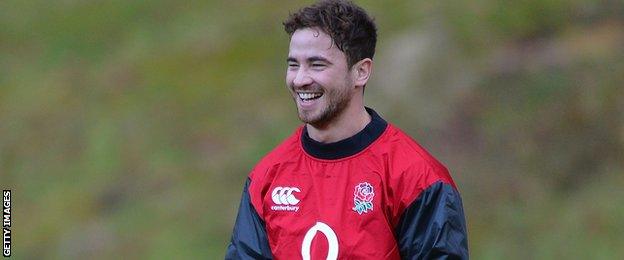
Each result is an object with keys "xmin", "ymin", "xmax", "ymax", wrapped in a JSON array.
[{"xmin": 293, "ymin": 68, "xmax": 313, "ymax": 88}]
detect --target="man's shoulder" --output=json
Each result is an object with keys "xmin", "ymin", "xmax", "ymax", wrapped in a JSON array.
[
  {"xmin": 249, "ymin": 126, "xmax": 303, "ymax": 178},
  {"xmin": 377, "ymin": 124, "xmax": 440, "ymax": 164},
  {"xmin": 377, "ymin": 124, "xmax": 455, "ymax": 186}
]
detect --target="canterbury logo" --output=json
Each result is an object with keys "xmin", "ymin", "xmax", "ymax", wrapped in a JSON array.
[{"xmin": 271, "ymin": 187, "xmax": 301, "ymax": 205}]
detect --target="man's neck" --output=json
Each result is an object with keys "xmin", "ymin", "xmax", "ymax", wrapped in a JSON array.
[{"xmin": 306, "ymin": 105, "xmax": 371, "ymax": 143}]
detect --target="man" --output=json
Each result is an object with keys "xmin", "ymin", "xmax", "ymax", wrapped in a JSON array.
[{"xmin": 226, "ymin": 0, "xmax": 468, "ymax": 259}]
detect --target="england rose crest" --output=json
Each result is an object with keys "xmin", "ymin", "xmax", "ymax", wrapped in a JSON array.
[{"xmin": 352, "ymin": 182, "xmax": 374, "ymax": 215}]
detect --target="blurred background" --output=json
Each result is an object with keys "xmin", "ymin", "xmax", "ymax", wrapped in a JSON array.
[{"xmin": 1, "ymin": 0, "xmax": 623, "ymax": 259}]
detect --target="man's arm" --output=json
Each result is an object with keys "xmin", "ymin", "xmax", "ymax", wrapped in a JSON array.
[
  {"xmin": 225, "ymin": 178, "xmax": 273, "ymax": 260},
  {"xmin": 394, "ymin": 181, "xmax": 469, "ymax": 259}
]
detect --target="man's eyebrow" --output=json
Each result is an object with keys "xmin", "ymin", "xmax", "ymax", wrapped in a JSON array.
[
  {"xmin": 308, "ymin": 56, "xmax": 332, "ymax": 64},
  {"xmin": 286, "ymin": 56, "xmax": 333, "ymax": 64}
]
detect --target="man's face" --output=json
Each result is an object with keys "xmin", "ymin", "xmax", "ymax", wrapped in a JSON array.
[{"xmin": 286, "ymin": 27, "xmax": 355, "ymax": 127}]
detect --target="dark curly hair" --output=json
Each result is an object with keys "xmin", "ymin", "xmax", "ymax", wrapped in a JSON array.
[{"xmin": 283, "ymin": 0, "xmax": 377, "ymax": 68}]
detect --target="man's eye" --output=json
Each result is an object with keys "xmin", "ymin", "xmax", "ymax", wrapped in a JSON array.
[
  {"xmin": 311, "ymin": 63, "xmax": 326, "ymax": 68},
  {"xmin": 288, "ymin": 63, "xmax": 299, "ymax": 68}
]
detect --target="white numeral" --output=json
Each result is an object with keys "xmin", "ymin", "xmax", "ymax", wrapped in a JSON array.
[{"xmin": 301, "ymin": 222, "xmax": 338, "ymax": 260}]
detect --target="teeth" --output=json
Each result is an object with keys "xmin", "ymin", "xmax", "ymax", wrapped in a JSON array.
[{"xmin": 297, "ymin": 92, "xmax": 322, "ymax": 100}]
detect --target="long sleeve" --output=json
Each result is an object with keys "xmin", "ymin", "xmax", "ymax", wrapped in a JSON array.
[
  {"xmin": 394, "ymin": 181, "xmax": 469, "ymax": 259},
  {"xmin": 225, "ymin": 178, "xmax": 273, "ymax": 260}
]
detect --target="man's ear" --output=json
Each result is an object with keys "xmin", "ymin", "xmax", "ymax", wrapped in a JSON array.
[{"xmin": 352, "ymin": 58, "xmax": 373, "ymax": 88}]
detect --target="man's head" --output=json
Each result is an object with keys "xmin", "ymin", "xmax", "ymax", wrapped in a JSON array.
[
  {"xmin": 283, "ymin": 0, "xmax": 377, "ymax": 69},
  {"xmin": 283, "ymin": 0, "xmax": 377, "ymax": 127}
]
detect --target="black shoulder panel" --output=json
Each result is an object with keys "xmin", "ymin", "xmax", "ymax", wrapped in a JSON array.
[
  {"xmin": 225, "ymin": 178, "xmax": 273, "ymax": 260},
  {"xmin": 394, "ymin": 181, "xmax": 469, "ymax": 259}
]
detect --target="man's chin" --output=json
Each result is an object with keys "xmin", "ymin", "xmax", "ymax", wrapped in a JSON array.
[
  {"xmin": 297, "ymin": 113, "xmax": 316, "ymax": 124},
  {"xmin": 297, "ymin": 110, "xmax": 321, "ymax": 125},
  {"xmin": 299, "ymin": 110, "xmax": 337, "ymax": 129}
]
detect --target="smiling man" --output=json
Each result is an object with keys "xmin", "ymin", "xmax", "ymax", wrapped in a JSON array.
[
  {"xmin": 226, "ymin": 1, "xmax": 468, "ymax": 259},
  {"xmin": 286, "ymin": 26, "xmax": 372, "ymax": 144}
]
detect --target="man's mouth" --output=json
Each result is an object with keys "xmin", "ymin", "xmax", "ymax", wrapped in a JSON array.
[{"xmin": 297, "ymin": 92, "xmax": 323, "ymax": 101}]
